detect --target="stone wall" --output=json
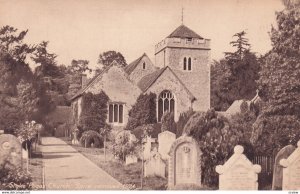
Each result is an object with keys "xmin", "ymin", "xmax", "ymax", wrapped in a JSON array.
[
  {"xmin": 145, "ymin": 67, "xmax": 193, "ymax": 121},
  {"xmin": 129, "ymin": 55, "xmax": 157, "ymax": 84}
]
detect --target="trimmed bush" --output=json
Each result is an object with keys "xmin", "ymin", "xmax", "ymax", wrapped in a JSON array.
[
  {"xmin": 176, "ymin": 109, "xmax": 195, "ymax": 137},
  {"xmin": 161, "ymin": 111, "xmax": 176, "ymax": 134},
  {"xmin": 125, "ymin": 93, "xmax": 157, "ymax": 131},
  {"xmin": 80, "ymin": 130, "xmax": 103, "ymax": 148},
  {"xmin": 131, "ymin": 123, "xmax": 161, "ymax": 142},
  {"xmin": 183, "ymin": 109, "xmax": 251, "ymax": 187}
]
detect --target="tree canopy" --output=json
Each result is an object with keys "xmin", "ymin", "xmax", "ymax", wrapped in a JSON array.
[{"xmin": 96, "ymin": 50, "xmax": 127, "ymax": 73}]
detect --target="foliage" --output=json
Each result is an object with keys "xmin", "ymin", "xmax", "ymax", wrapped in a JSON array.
[
  {"xmin": 125, "ymin": 93, "xmax": 157, "ymax": 131},
  {"xmin": 80, "ymin": 130, "xmax": 103, "ymax": 148},
  {"xmin": 78, "ymin": 91, "xmax": 109, "ymax": 135},
  {"xmin": 131, "ymin": 123, "xmax": 161, "ymax": 142},
  {"xmin": 176, "ymin": 109, "xmax": 195, "ymax": 137},
  {"xmin": 112, "ymin": 130, "xmax": 138, "ymax": 161},
  {"xmin": 69, "ymin": 59, "xmax": 92, "ymax": 74},
  {"xmin": 16, "ymin": 120, "xmax": 39, "ymax": 142},
  {"xmin": 211, "ymin": 31, "xmax": 260, "ymax": 111},
  {"xmin": 96, "ymin": 50, "xmax": 127, "ymax": 73},
  {"xmin": 32, "ymin": 41, "xmax": 62, "ymax": 78},
  {"xmin": 16, "ymin": 80, "xmax": 39, "ymax": 121},
  {"xmin": 161, "ymin": 111, "xmax": 176, "ymax": 134},
  {"xmin": 252, "ymin": 0, "xmax": 300, "ymax": 155},
  {"xmin": 184, "ymin": 109, "xmax": 251, "ymax": 187},
  {"xmin": 0, "ymin": 159, "xmax": 32, "ymax": 190}
]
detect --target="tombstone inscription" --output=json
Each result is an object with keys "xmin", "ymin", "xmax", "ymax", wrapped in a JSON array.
[
  {"xmin": 168, "ymin": 135, "xmax": 201, "ymax": 188},
  {"xmin": 216, "ymin": 145, "xmax": 261, "ymax": 190}
]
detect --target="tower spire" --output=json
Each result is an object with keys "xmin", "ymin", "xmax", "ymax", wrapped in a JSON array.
[{"xmin": 181, "ymin": 7, "xmax": 184, "ymax": 24}]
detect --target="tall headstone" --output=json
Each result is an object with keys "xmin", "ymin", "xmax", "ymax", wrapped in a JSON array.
[
  {"xmin": 272, "ymin": 145, "xmax": 295, "ymax": 190},
  {"xmin": 280, "ymin": 140, "xmax": 300, "ymax": 190},
  {"xmin": 0, "ymin": 134, "xmax": 22, "ymax": 168},
  {"xmin": 144, "ymin": 148, "xmax": 166, "ymax": 178},
  {"xmin": 168, "ymin": 135, "xmax": 202, "ymax": 188},
  {"xmin": 216, "ymin": 145, "xmax": 261, "ymax": 190},
  {"xmin": 72, "ymin": 129, "xmax": 79, "ymax": 145},
  {"xmin": 144, "ymin": 136, "xmax": 155, "ymax": 160},
  {"xmin": 158, "ymin": 131, "xmax": 176, "ymax": 160}
]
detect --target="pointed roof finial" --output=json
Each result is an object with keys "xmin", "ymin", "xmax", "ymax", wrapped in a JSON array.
[{"xmin": 181, "ymin": 7, "xmax": 184, "ymax": 24}]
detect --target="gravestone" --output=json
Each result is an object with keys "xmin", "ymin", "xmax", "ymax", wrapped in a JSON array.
[
  {"xmin": 0, "ymin": 130, "xmax": 4, "ymax": 134},
  {"xmin": 216, "ymin": 145, "xmax": 261, "ymax": 190},
  {"xmin": 280, "ymin": 140, "xmax": 300, "ymax": 190},
  {"xmin": 144, "ymin": 136, "xmax": 155, "ymax": 160},
  {"xmin": 0, "ymin": 134, "xmax": 22, "ymax": 168},
  {"xmin": 272, "ymin": 145, "xmax": 295, "ymax": 190},
  {"xmin": 144, "ymin": 148, "xmax": 166, "ymax": 178},
  {"xmin": 22, "ymin": 148, "xmax": 28, "ymax": 159},
  {"xmin": 125, "ymin": 154, "xmax": 138, "ymax": 165},
  {"xmin": 168, "ymin": 135, "xmax": 202, "ymax": 188},
  {"xmin": 158, "ymin": 131, "xmax": 176, "ymax": 160}
]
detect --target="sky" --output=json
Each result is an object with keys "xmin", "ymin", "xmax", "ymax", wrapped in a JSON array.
[{"xmin": 0, "ymin": 0, "xmax": 284, "ymax": 70}]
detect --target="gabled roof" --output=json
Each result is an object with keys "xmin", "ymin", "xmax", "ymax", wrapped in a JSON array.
[
  {"xmin": 70, "ymin": 61, "xmax": 131, "ymax": 101},
  {"xmin": 137, "ymin": 66, "xmax": 195, "ymax": 100},
  {"xmin": 167, "ymin": 25, "xmax": 203, "ymax": 39},
  {"xmin": 124, "ymin": 53, "xmax": 146, "ymax": 75}
]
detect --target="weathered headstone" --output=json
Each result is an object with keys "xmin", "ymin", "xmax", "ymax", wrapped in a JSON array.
[
  {"xmin": 22, "ymin": 148, "xmax": 28, "ymax": 159},
  {"xmin": 168, "ymin": 135, "xmax": 202, "ymax": 188},
  {"xmin": 144, "ymin": 136, "xmax": 155, "ymax": 159},
  {"xmin": 0, "ymin": 134, "xmax": 22, "ymax": 168},
  {"xmin": 125, "ymin": 154, "xmax": 138, "ymax": 165},
  {"xmin": 216, "ymin": 145, "xmax": 261, "ymax": 190},
  {"xmin": 144, "ymin": 148, "xmax": 166, "ymax": 178},
  {"xmin": 158, "ymin": 131, "xmax": 176, "ymax": 160},
  {"xmin": 272, "ymin": 145, "xmax": 295, "ymax": 190},
  {"xmin": 280, "ymin": 140, "xmax": 300, "ymax": 190},
  {"xmin": 0, "ymin": 130, "xmax": 4, "ymax": 134}
]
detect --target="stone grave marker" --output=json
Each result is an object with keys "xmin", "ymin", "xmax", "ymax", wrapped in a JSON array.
[
  {"xmin": 144, "ymin": 148, "xmax": 166, "ymax": 178},
  {"xmin": 216, "ymin": 145, "xmax": 261, "ymax": 190},
  {"xmin": 72, "ymin": 129, "xmax": 79, "ymax": 145},
  {"xmin": 125, "ymin": 154, "xmax": 138, "ymax": 165},
  {"xmin": 144, "ymin": 136, "xmax": 155, "ymax": 159},
  {"xmin": 0, "ymin": 134, "xmax": 22, "ymax": 168},
  {"xmin": 158, "ymin": 131, "xmax": 176, "ymax": 160},
  {"xmin": 22, "ymin": 148, "xmax": 28, "ymax": 159},
  {"xmin": 280, "ymin": 140, "xmax": 300, "ymax": 190},
  {"xmin": 168, "ymin": 135, "xmax": 202, "ymax": 188},
  {"xmin": 272, "ymin": 145, "xmax": 295, "ymax": 190}
]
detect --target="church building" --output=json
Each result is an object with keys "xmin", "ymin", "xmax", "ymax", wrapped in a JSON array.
[{"xmin": 71, "ymin": 24, "xmax": 211, "ymax": 130}]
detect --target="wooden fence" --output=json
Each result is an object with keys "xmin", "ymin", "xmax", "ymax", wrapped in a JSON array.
[{"xmin": 252, "ymin": 156, "xmax": 275, "ymax": 175}]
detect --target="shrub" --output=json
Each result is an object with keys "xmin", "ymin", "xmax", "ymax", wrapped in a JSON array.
[
  {"xmin": 131, "ymin": 123, "xmax": 161, "ymax": 142},
  {"xmin": 161, "ymin": 111, "xmax": 176, "ymax": 134},
  {"xmin": 184, "ymin": 109, "xmax": 250, "ymax": 187},
  {"xmin": 125, "ymin": 93, "xmax": 156, "ymax": 131},
  {"xmin": 112, "ymin": 130, "xmax": 138, "ymax": 161},
  {"xmin": 0, "ymin": 160, "xmax": 32, "ymax": 190},
  {"xmin": 176, "ymin": 109, "xmax": 195, "ymax": 137},
  {"xmin": 78, "ymin": 91, "xmax": 109, "ymax": 135},
  {"xmin": 80, "ymin": 130, "xmax": 103, "ymax": 148}
]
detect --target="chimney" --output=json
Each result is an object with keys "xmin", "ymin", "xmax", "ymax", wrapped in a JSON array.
[{"xmin": 81, "ymin": 74, "xmax": 87, "ymax": 89}]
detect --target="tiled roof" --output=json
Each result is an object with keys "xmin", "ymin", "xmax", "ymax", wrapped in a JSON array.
[
  {"xmin": 167, "ymin": 25, "xmax": 203, "ymax": 39},
  {"xmin": 124, "ymin": 53, "xmax": 146, "ymax": 75},
  {"xmin": 137, "ymin": 66, "xmax": 195, "ymax": 100}
]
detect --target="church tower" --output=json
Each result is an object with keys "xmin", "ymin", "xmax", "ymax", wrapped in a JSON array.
[{"xmin": 154, "ymin": 25, "xmax": 211, "ymax": 111}]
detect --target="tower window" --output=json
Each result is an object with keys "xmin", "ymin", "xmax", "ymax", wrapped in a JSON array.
[
  {"xmin": 186, "ymin": 38, "xmax": 192, "ymax": 43},
  {"xmin": 188, "ymin": 57, "xmax": 192, "ymax": 71},
  {"xmin": 183, "ymin": 57, "xmax": 192, "ymax": 71},
  {"xmin": 143, "ymin": 62, "xmax": 146, "ymax": 69}
]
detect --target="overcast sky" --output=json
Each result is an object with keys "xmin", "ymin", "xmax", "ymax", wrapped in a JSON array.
[{"xmin": 0, "ymin": 0, "xmax": 284, "ymax": 69}]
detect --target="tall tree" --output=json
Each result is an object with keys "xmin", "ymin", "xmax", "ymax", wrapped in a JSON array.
[
  {"xmin": 31, "ymin": 41, "xmax": 61, "ymax": 78},
  {"xmin": 69, "ymin": 59, "xmax": 91, "ymax": 74},
  {"xmin": 251, "ymin": 0, "xmax": 300, "ymax": 155},
  {"xmin": 96, "ymin": 50, "xmax": 127, "ymax": 73},
  {"xmin": 211, "ymin": 31, "xmax": 260, "ymax": 111}
]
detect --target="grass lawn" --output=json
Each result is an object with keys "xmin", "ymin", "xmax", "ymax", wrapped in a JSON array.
[{"xmin": 61, "ymin": 137, "xmax": 167, "ymax": 190}]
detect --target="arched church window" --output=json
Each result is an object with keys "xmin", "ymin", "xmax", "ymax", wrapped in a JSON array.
[
  {"xmin": 183, "ymin": 57, "xmax": 187, "ymax": 70},
  {"xmin": 158, "ymin": 90, "xmax": 175, "ymax": 122},
  {"xmin": 188, "ymin": 57, "xmax": 192, "ymax": 71}
]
